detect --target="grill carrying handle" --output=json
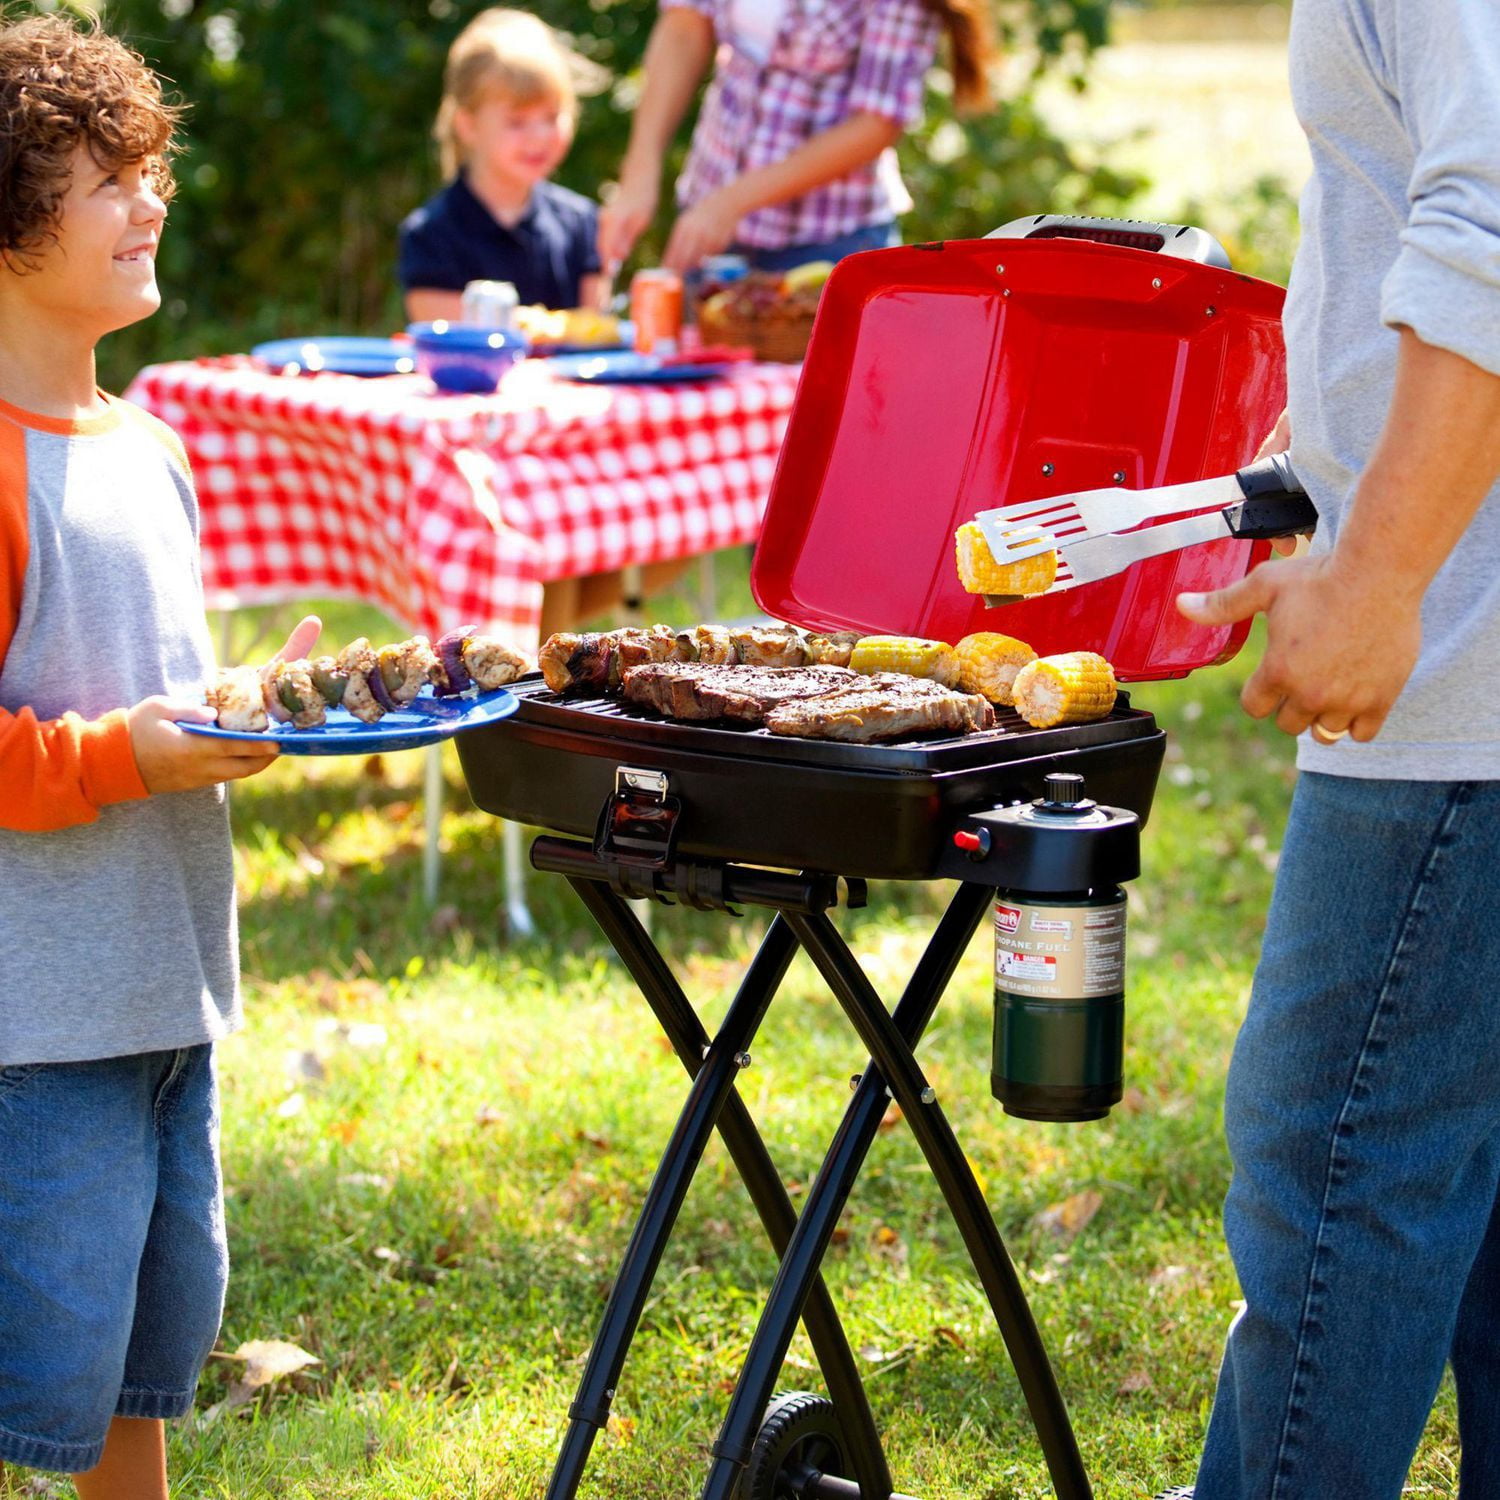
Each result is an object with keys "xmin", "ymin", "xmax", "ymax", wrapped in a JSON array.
[{"xmin": 986, "ymin": 213, "xmax": 1231, "ymax": 268}]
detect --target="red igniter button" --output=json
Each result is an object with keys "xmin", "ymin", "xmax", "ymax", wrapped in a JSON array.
[{"xmin": 952, "ymin": 828, "xmax": 991, "ymax": 857}]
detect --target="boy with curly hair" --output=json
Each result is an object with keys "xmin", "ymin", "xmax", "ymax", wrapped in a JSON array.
[{"xmin": 0, "ymin": 14, "xmax": 317, "ymax": 1495}]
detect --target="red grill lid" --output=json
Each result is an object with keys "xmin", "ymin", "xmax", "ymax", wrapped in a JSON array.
[{"xmin": 751, "ymin": 236, "xmax": 1288, "ymax": 681}]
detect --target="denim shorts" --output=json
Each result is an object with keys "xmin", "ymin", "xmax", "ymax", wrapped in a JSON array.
[{"xmin": 0, "ymin": 1045, "xmax": 227, "ymax": 1473}]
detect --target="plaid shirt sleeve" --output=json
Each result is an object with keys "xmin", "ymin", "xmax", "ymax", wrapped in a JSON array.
[{"xmin": 847, "ymin": 0, "xmax": 941, "ymax": 128}]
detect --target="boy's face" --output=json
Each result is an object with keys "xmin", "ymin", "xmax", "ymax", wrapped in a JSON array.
[
  {"xmin": 456, "ymin": 92, "xmax": 574, "ymax": 191},
  {"xmin": 8, "ymin": 144, "xmax": 167, "ymax": 339}
]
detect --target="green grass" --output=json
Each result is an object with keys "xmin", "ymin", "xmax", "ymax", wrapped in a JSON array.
[{"xmin": 6, "ymin": 569, "xmax": 1462, "ymax": 1498}]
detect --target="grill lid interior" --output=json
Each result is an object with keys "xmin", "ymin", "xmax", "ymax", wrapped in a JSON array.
[{"xmin": 751, "ymin": 235, "xmax": 1288, "ymax": 682}]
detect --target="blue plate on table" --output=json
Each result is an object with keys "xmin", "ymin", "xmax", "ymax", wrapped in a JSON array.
[
  {"xmin": 180, "ymin": 687, "xmax": 518, "ymax": 756},
  {"xmin": 544, "ymin": 351, "xmax": 733, "ymax": 385},
  {"xmin": 250, "ymin": 336, "xmax": 417, "ymax": 377}
]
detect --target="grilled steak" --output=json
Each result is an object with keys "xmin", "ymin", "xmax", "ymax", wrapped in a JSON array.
[
  {"xmin": 765, "ymin": 674, "xmax": 996, "ymax": 743},
  {"xmin": 622, "ymin": 662, "xmax": 856, "ymax": 722}
]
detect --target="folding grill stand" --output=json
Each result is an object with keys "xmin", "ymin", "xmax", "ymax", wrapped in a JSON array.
[{"xmin": 529, "ymin": 833, "xmax": 1098, "ymax": 1500}]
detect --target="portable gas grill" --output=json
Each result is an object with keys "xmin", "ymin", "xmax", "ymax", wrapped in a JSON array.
[{"xmin": 457, "ymin": 217, "xmax": 1288, "ymax": 1499}]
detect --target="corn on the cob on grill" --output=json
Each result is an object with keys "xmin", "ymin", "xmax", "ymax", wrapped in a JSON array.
[
  {"xmin": 953, "ymin": 632, "xmax": 1038, "ymax": 706},
  {"xmin": 1012, "ymin": 651, "xmax": 1117, "ymax": 728},
  {"xmin": 848, "ymin": 635, "xmax": 960, "ymax": 687},
  {"xmin": 954, "ymin": 522, "xmax": 1058, "ymax": 597}
]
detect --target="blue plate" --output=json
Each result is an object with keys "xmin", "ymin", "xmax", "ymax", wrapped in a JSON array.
[
  {"xmin": 251, "ymin": 336, "xmax": 417, "ymax": 378},
  {"xmin": 180, "ymin": 686, "xmax": 519, "ymax": 756},
  {"xmin": 544, "ymin": 352, "xmax": 733, "ymax": 385}
]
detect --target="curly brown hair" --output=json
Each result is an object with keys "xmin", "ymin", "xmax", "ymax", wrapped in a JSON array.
[{"xmin": 0, "ymin": 12, "xmax": 182, "ymax": 268}]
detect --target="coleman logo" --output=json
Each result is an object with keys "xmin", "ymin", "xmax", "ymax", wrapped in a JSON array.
[{"xmin": 995, "ymin": 904, "xmax": 1021, "ymax": 935}]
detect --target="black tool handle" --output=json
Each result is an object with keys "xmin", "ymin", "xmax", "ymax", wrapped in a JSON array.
[
  {"xmin": 1234, "ymin": 450, "xmax": 1303, "ymax": 500},
  {"xmin": 1223, "ymin": 489, "xmax": 1319, "ymax": 538}
]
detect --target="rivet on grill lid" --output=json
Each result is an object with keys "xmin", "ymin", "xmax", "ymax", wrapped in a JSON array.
[
  {"xmin": 1041, "ymin": 462, "xmax": 1054, "ymax": 477},
  {"xmin": 734, "ymin": 1051, "xmax": 752, "ymax": 1069},
  {"xmin": 849, "ymin": 1073, "xmax": 862, "ymax": 1091},
  {"xmin": 920, "ymin": 1086, "xmax": 937, "ymax": 1104},
  {"xmin": 1152, "ymin": 277, "xmax": 1162, "ymax": 289},
  {"xmin": 1113, "ymin": 471, "xmax": 1127, "ymax": 484}
]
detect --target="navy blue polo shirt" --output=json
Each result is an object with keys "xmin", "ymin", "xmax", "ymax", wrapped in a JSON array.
[{"xmin": 398, "ymin": 173, "xmax": 601, "ymax": 310}]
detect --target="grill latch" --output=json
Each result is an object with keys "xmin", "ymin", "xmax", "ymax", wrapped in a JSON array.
[{"xmin": 594, "ymin": 767, "xmax": 683, "ymax": 871}]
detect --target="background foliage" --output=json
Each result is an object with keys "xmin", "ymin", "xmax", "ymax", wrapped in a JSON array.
[{"xmin": 58, "ymin": 0, "xmax": 1141, "ymax": 385}]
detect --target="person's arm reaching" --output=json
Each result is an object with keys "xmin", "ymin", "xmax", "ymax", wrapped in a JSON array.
[
  {"xmin": 599, "ymin": 7, "xmax": 717, "ymax": 269},
  {"xmin": 662, "ymin": 112, "xmax": 900, "ymax": 271},
  {"xmin": 1179, "ymin": 329, "xmax": 1500, "ymax": 743}
]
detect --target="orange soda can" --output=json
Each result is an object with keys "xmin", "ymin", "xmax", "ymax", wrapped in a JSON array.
[{"xmin": 631, "ymin": 268, "xmax": 684, "ymax": 354}]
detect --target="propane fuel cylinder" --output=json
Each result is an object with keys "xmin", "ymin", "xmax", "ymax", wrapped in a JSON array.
[{"xmin": 979, "ymin": 772, "xmax": 1139, "ymax": 1123}]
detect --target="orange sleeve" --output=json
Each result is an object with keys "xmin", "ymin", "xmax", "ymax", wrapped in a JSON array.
[{"xmin": 0, "ymin": 417, "xmax": 149, "ymax": 833}]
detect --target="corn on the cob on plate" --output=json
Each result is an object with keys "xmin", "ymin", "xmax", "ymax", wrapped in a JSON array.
[
  {"xmin": 953, "ymin": 632, "xmax": 1037, "ymax": 706},
  {"xmin": 848, "ymin": 635, "xmax": 960, "ymax": 687},
  {"xmin": 1012, "ymin": 651, "xmax": 1117, "ymax": 728},
  {"xmin": 955, "ymin": 522, "xmax": 1058, "ymax": 597}
]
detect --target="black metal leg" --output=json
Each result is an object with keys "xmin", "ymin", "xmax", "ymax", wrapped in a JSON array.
[
  {"xmin": 550, "ymin": 879, "xmax": 894, "ymax": 1500},
  {"xmin": 780, "ymin": 903, "xmax": 1093, "ymax": 1500},
  {"xmin": 697, "ymin": 882, "xmax": 995, "ymax": 1500}
]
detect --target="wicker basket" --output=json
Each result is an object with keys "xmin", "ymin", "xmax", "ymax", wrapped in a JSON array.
[{"xmin": 698, "ymin": 298, "xmax": 817, "ymax": 363}]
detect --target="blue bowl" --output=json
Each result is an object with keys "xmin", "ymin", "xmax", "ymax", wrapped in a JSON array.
[{"xmin": 407, "ymin": 321, "xmax": 530, "ymax": 394}]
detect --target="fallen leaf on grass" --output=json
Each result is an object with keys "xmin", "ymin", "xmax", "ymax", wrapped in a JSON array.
[
  {"xmin": 1033, "ymin": 1189, "xmax": 1104, "ymax": 1244},
  {"xmin": 221, "ymin": 1339, "xmax": 321, "ymax": 1387},
  {"xmin": 202, "ymin": 1339, "xmax": 322, "ymax": 1425},
  {"xmin": 871, "ymin": 1224, "xmax": 908, "ymax": 1267},
  {"xmin": 1117, "ymin": 1369, "xmax": 1153, "ymax": 1396}
]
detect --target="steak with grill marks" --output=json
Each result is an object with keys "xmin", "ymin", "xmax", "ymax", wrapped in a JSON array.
[
  {"xmin": 766, "ymin": 674, "xmax": 996, "ymax": 742},
  {"xmin": 621, "ymin": 662, "xmax": 856, "ymax": 722}
]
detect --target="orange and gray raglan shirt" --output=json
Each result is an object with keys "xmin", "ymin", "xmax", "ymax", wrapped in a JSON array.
[{"xmin": 0, "ymin": 393, "xmax": 240, "ymax": 1065}]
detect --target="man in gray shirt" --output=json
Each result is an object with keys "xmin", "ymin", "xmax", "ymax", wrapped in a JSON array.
[{"xmin": 1158, "ymin": 2, "xmax": 1500, "ymax": 1496}]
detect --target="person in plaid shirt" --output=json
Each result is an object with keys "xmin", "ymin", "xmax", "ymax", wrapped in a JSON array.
[{"xmin": 600, "ymin": 0, "xmax": 995, "ymax": 274}]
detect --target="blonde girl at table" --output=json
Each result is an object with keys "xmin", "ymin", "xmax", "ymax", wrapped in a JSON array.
[
  {"xmin": 400, "ymin": 9, "xmax": 607, "ymax": 319},
  {"xmin": 598, "ymin": 0, "xmax": 996, "ymax": 276}
]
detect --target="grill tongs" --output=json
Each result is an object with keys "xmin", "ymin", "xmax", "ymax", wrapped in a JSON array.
[{"xmin": 973, "ymin": 451, "xmax": 1318, "ymax": 605}]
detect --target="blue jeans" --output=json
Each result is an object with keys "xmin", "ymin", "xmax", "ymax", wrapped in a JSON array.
[
  {"xmin": 0, "ymin": 1046, "xmax": 227, "ymax": 1473},
  {"xmin": 1197, "ymin": 773, "xmax": 1500, "ymax": 1499},
  {"xmin": 735, "ymin": 220, "xmax": 900, "ymax": 272}
]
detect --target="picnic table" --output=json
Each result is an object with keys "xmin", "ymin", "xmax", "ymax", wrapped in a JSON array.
[
  {"xmin": 125, "ymin": 355, "xmax": 801, "ymax": 655},
  {"xmin": 124, "ymin": 354, "xmax": 802, "ymax": 925}
]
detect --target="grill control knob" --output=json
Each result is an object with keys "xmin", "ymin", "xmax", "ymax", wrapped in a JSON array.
[
  {"xmin": 1044, "ymin": 772, "xmax": 1085, "ymax": 807},
  {"xmin": 952, "ymin": 828, "xmax": 991, "ymax": 858}
]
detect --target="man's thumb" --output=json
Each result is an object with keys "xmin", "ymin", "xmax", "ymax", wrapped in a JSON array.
[{"xmin": 1176, "ymin": 566, "xmax": 1273, "ymax": 626}]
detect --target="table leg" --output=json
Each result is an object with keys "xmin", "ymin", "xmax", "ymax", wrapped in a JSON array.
[
  {"xmin": 422, "ymin": 745, "xmax": 444, "ymax": 906},
  {"xmin": 502, "ymin": 820, "xmax": 535, "ymax": 937}
]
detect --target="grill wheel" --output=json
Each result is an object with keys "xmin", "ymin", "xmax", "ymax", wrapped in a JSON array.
[{"xmin": 740, "ymin": 1391, "xmax": 848, "ymax": 1498}]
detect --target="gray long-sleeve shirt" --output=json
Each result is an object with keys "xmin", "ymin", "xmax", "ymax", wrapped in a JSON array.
[
  {"xmin": 1288, "ymin": 0, "xmax": 1500, "ymax": 779},
  {"xmin": 0, "ymin": 398, "xmax": 239, "ymax": 1065}
]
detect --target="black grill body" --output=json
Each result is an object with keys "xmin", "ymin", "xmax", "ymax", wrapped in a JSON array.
[{"xmin": 457, "ymin": 676, "xmax": 1166, "ymax": 879}]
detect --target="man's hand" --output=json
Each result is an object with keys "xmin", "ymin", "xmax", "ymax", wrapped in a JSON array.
[
  {"xmin": 128, "ymin": 697, "xmax": 281, "ymax": 792},
  {"xmin": 1178, "ymin": 554, "xmax": 1421, "ymax": 743},
  {"xmin": 663, "ymin": 188, "xmax": 743, "ymax": 274},
  {"xmin": 1254, "ymin": 407, "xmax": 1307, "ymax": 558}
]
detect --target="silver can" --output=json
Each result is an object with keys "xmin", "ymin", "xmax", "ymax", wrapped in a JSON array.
[{"xmin": 459, "ymin": 279, "xmax": 519, "ymax": 329}]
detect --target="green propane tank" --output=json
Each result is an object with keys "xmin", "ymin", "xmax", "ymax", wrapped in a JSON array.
[{"xmin": 990, "ymin": 883, "xmax": 1126, "ymax": 1123}]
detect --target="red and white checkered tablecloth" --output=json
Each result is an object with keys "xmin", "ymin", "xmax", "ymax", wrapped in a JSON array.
[{"xmin": 124, "ymin": 357, "xmax": 803, "ymax": 653}]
